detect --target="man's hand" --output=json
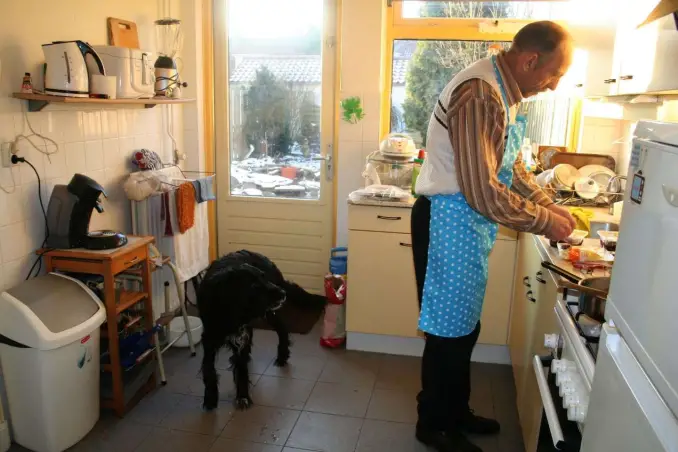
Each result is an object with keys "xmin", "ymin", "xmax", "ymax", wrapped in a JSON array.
[
  {"xmin": 547, "ymin": 204, "xmax": 576, "ymax": 230},
  {"xmin": 545, "ymin": 214, "xmax": 574, "ymax": 242}
]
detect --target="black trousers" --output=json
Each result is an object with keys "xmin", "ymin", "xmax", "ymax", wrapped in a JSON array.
[{"xmin": 411, "ymin": 196, "xmax": 482, "ymax": 430}]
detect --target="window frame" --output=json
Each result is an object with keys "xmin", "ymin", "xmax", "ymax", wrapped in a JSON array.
[{"xmin": 379, "ymin": 0, "xmax": 579, "ymax": 150}]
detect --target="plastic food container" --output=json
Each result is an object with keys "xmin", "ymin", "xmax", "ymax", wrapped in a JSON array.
[
  {"xmin": 566, "ymin": 229, "xmax": 588, "ymax": 246},
  {"xmin": 597, "ymin": 230, "xmax": 619, "ymax": 252},
  {"xmin": 557, "ymin": 242, "xmax": 572, "ymax": 259}
]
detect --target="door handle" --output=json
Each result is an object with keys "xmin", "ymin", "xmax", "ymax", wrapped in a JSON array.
[
  {"xmin": 619, "ymin": 74, "xmax": 634, "ymax": 81},
  {"xmin": 536, "ymin": 271, "xmax": 546, "ymax": 284},
  {"xmin": 399, "ymin": 242, "xmax": 412, "ymax": 248},
  {"xmin": 526, "ymin": 290, "xmax": 536, "ymax": 303},
  {"xmin": 532, "ymin": 355, "xmax": 565, "ymax": 448},
  {"xmin": 312, "ymin": 145, "xmax": 333, "ymax": 182},
  {"xmin": 603, "ymin": 78, "xmax": 617, "ymax": 84},
  {"xmin": 377, "ymin": 215, "xmax": 402, "ymax": 221}
]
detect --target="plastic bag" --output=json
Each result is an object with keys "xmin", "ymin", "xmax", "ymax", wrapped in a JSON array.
[
  {"xmin": 349, "ymin": 184, "xmax": 411, "ymax": 202},
  {"xmin": 320, "ymin": 274, "xmax": 347, "ymax": 348}
]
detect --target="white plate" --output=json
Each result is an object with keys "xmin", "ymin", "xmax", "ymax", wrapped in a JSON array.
[
  {"xmin": 553, "ymin": 164, "xmax": 580, "ymax": 189},
  {"xmin": 579, "ymin": 164, "xmax": 615, "ymax": 179}
]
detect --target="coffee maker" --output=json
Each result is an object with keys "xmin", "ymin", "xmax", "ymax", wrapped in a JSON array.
[{"xmin": 45, "ymin": 174, "xmax": 128, "ymax": 250}]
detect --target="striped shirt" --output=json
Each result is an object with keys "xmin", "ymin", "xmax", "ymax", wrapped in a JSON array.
[{"xmin": 444, "ymin": 52, "xmax": 554, "ymax": 234}]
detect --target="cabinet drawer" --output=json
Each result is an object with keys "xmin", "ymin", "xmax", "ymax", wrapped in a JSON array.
[
  {"xmin": 346, "ymin": 230, "xmax": 419, "ymax": 338},
  {"xmin": 112, "ymin": 247, "xmax": 147, "ymax": 275},
  {"xmin": 348, "ymin": 205, "xmax": 411, "ymax": 234}
]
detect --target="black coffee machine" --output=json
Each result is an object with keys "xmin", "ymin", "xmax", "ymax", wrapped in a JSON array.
[{"xmin": 45, "ymin": 174, "xmax": 128, "ymax": 250}]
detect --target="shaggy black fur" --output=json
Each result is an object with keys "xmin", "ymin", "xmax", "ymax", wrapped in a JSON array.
[{"xmin": 197, "ymin": 250, "xmax": 326, "ymax": 410}]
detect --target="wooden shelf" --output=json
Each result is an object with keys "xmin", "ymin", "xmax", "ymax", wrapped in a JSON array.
[
  {"xmin": 116, "ymin": 290, "xmax": 148, "ymax": 314},
  {"xmin": 124, "ymin": 256, "xmax": 171, "ymax": 276},
  {"xmin": 13, "ymin": 92, "xmax": 194, "ymax": 112}
]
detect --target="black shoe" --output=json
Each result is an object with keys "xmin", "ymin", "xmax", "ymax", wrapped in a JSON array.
[
  {"xmin": 458, "ymin": 410, "xmax": 500, "ymax": 435},
  {"xmin": 416, "ymin": 424, "xmax": 482, "ymax": 452}
]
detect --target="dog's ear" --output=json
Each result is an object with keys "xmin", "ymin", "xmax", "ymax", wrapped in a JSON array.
[{"xmin": 237, "ymin": 263, "xmax": 265, "ymax": 277}]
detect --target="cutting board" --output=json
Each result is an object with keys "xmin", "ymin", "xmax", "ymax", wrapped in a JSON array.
[
  {"xmin": 549, "ymin": 152, "xmax": 616, "ymax": 171},
  {"xmin": 107, "ymin": 17, "xmax": 139, "ymax": 48}
]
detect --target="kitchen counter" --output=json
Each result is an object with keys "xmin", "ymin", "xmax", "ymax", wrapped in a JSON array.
[
  {"xmin": 533, "ymin": 207, "xmax": 619, "ymax": 285},
  {"xmin": 347, "ymin": 196, "xmax": 415, "ymax": 208}
]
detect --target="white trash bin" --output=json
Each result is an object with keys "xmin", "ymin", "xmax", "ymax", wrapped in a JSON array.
[{"xmin": 0, "ymin": 273, "xmax": 106, "ymax": 452}]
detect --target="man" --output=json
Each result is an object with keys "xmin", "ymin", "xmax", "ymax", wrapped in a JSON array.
[{"xmin": 411, "ymin": 21, "xmax": 576, "ymax": 452}]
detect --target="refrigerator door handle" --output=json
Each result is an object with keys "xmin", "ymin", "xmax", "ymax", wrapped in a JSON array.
[
  {"xmin": 662, "ymin": 184, "xmax": 678, "ymax": 207},
  {"xmin": 533, "ymin": 354, "xmax": 566, "ymax": 450}
]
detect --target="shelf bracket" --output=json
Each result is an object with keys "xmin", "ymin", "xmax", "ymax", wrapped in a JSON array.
[
  {"xmin": 144, "ymin": 104, "xmax": 157, "ymax": 109},
  {"xmin": 27, "ymin": 99, "xmax": 50, "ymax": 112}
]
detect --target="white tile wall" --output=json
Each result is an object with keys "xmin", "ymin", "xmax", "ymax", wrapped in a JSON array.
[{"xmin": 0, "ymin": 106, "xmax": 168, "ymax": 292}]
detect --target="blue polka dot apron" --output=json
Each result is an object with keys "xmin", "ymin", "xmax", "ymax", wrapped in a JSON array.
[{"xmin": 419, "ymin": 56, "xmax": 527, "ymax": 338}]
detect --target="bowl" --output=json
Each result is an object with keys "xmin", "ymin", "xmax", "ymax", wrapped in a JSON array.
[
  {"xmin": 566, "ymin": 229, "xmax": 588, "ymax": 246},
  {"xmin": 169, "ymin": 316, "xmax": 203, "ymax": 348}
]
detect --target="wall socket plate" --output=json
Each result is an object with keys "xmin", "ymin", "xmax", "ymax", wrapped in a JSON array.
[{"xmin": 1, "ymin": 143, "xmax": 13, "ymax": 168}]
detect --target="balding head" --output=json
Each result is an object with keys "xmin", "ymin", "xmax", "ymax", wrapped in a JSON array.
[{"xmin": 505, "ymin": 21, "xmax": 574, "ymax": 97}]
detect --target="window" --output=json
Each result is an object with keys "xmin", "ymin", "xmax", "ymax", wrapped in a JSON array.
[
  {"xmin": 382, "ymin": 0, "xmax": 581, "ymax": 150},
  {"xmin": 400, "ymin": 1, "xmax": 571, "ymax": 21},
  {"xmin": 227, "ymin": 0, "xmax": 325, "ymax": 199}
]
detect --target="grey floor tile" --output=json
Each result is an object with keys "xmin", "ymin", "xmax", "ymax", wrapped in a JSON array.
[
  {"xmin": 135, "ymin": 427, "xmax": 216, "ymax": 452},
  {"xmin": 264, "ymin": 353, "xmax": 326, "ymax": 381},
  {"xmin": 467, "ymin": 434, "xmax": 499, "ymax": 452},
  {"xmin": 366, "ymin": 389, "xmax": 418, "ymax": 424},
  {"xmin": 286, "ymin": 412, "xmax": 363, "ymax": 452},
  {"xmin": 126, "ymin": 388, "xmax": 184, "ymax": 426},
  {"xmin": 159, "ymin": 393, "xmax": 233, "ymax": 436},
  {"xmin": 220, "ymin": 405, "xmax": 301, "ymax": 446},
  {"xmin": 355, "ymin": 419, "xmax": 428, "ymax": 452},
  {"xmin": 304, "ymin": 382, "xmax": 372, "ymax": 417},
  {"xmin": 69, "ymin": 417, "xmax": 153, "ymax": 452},
  {"xmin": 210, "ymin": 438, "xmax": 283, "ymax": 451},
  {"xmin": 318, "ymin": 351, "xmax": 380, "ymax": 386},
  {"xmin": 251, "ymin": 376, "xmax": 316, "ymax": 410},
  {"xmin": 375, "ymin": 355, "xmax": 422, "ymax": 391}
]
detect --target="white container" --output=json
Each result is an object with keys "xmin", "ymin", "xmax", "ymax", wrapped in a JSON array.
[
  {"xmin": 0, "ymin": 273, "xmax": 105, "ymax": 452},
  {"xmin": 92, "ymin": 46, "xmax": 155, "ymax": 98},
  {"xmin": 169, "ymin": 316, "xmax": 203, "ymax": 348}
]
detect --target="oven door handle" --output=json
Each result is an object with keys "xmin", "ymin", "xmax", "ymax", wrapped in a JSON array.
[{"xmin": 533, "ymin": 354, "xmax": 566, "ymax": 450}]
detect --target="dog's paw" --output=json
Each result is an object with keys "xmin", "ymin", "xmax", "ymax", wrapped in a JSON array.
[
  {"xmin": 203, "ymin": 395, "xmax": 219, "ymax": 411},
  {"xmin": 273, "ymin": 357, "xmax": 289, "ymax": 367},
  {"xmin": 234, "ymin": 396, "xmax": 253, "ymax": 410}
]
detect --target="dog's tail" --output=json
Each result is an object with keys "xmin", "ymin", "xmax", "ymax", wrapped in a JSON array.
[{"xmin": 280, "ymin": 280, "xmax": 327, "ymax": 310}]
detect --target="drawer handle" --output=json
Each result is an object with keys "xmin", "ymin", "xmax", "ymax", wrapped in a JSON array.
[
  {"xmin": 124, "ymin": 256, "xmax": 140, "ymax": 266},
  {"xmin": 377, "ymin": 215, "xmax": 402, "ymax": 221},
  {"xmin": 526, "ymin": 290, "xmax": 536, "ymax": 303},
  {"xmin": 523, "ymin": 276, "xmax": 531, "ymax": 287},
  {"xmin": 620, "ymin": 74, "xmax": 634, "ymax": 81},
  {"xmin": 574, "ymin": 83, "xmax": 583, "ymax": 88},
  {"xmin": 603, "ymin": 78, "xmax": 617, "ymax": 84},
  {"xmin": 536, "ymin": 271, "xmax": 546, "ymax": 284},
  {"xmin": 399, "ymin": 242, "xmax": 412, "ymax": 248}
]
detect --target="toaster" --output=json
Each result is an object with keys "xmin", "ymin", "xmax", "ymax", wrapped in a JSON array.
[{"xmin": 92, "ymin": 46, "xmax": 155, "ymax": 98}]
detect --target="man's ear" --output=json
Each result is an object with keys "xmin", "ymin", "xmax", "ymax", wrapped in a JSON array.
[{"xmin": 523, "ymin": 52, "xmax": 539, "ymax": 72}]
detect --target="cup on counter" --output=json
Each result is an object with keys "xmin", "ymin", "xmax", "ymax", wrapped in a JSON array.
[{"xmin": 90, "ymin": 75, "xmax": 117, "ymax": 99}]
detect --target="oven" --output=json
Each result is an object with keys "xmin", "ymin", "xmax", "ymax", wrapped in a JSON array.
[{"xmin": 532, "ymin": 292, "xmax": 598, "ymax": 451}]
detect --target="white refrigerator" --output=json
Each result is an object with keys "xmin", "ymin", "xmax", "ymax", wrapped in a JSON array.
[{"xmin": 581, "ymin": 120, "xmax": 678, "ymax": 451}]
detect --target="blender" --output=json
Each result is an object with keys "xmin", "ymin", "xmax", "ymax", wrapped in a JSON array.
[{"xmin": 154, "ymin": 17, "xmax": 187, "ymax": 97}]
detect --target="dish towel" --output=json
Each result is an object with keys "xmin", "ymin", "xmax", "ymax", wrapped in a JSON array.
[
  {"xmin": 569, "ymin": 207, "xmax": 594, "ymax": 232},
  {"xmin": 191, "ymin": 180, "xmax": 202, "ymax": 203},
  {"xmin": 199, "ymin": 176, "xmax": 216, "ymax": 202},
  {"xmin": 176, "ymin": 183, "xmax": 196, "ymax": 233}
]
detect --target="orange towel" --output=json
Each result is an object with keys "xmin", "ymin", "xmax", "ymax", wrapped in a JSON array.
[{"xmin": 176, "ymin": 182, "xmax": 195, "ymax": 233}]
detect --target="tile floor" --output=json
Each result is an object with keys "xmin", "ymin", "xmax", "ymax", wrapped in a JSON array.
[{"xmin": 9, "ymin": 324, "xmax": 524, "ymax": 452}]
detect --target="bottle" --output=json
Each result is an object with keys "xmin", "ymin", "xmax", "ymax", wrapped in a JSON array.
[
  {"xmin": 411, "ymin": 149, "xmax": 426, "ymax": 197},
  {"xmin": 20, "ymin": 72, "xmax": 33, "ymax": 94},
  {"xmin": 521, "ymin": 138, "xmax": 534, "ymax": 171}
]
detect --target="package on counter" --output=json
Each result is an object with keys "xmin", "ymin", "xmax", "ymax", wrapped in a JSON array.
[{"xmin": 320, "ymin": 274, "xmax": 347, "ymax": 348}]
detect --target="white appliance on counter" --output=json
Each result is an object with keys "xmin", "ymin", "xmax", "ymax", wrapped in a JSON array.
[
  {"xmin": 92, "ymin": 46, "xmax": 155, "ymax": 98},
  {"xmin": 580, "ymin": 120, "xmax": 678, "ymax": 451}
]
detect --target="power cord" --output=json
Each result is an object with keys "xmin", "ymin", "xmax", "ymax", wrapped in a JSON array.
[{"xmin": 12, "ymin": 155, "xmax": 52, "ymax": 279}]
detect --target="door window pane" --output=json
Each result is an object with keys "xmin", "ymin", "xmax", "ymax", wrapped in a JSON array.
[
  {"xmin": 391, "ymin": 40, "xmax": 509, "ymax": 147},
  {"xmin": 401, "ymin": 1, "xmax": 571, "ymax": 20},
  {"xmin": 228, "ymin": 0, "xmax": 324, "ymax": 199}
]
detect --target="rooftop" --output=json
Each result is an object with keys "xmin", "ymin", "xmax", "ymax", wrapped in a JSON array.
[{"xmin": 230, "ymin": 56, "xmax": 409, "ymax": 85}]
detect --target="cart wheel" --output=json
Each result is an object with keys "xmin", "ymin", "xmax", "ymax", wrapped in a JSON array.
[
  {"xmin": 191, "ymin": 352, "xmax": 197, "ymax": 357},
  {"xmin": 161, "ymin": 380, "xmax": 167, "ymax": 386}
]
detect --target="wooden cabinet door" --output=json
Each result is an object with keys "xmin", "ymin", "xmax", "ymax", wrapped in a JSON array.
[
  {"xmin": 346, "ymin": 230, "xmax": 420, "ymax": 338},
  {"xmin": 478, "ymin": 239, "xmax": 517, "ymax": 346}
]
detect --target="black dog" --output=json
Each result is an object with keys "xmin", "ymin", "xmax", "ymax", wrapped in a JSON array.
[{"xmin": 198, "ymin": 250, "xmax": 326, "ymax": 410}]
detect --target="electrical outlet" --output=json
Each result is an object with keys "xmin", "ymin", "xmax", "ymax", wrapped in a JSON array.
[{"xmin": 1, "ymin": 143, "xmax": 14, "ymax": 168}]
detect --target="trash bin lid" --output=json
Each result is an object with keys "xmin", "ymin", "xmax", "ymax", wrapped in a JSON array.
[{"xmin": 4, "ymin": 273, "xmax": 99, "ymax": 333}]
